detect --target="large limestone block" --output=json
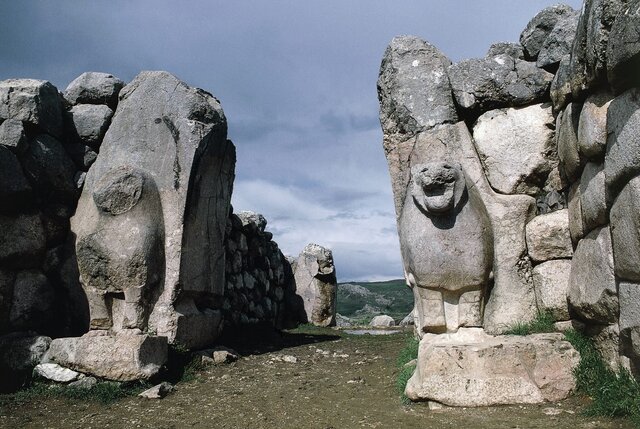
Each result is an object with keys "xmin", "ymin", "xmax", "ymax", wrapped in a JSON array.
[
  {"xmin": 519, "ymin": 4, "xmax": 575, "ymax": 60},
  {"xmin": 9, "ymin": 270, "xmax": 54, "ymax": 332},
  {"xmin": 0, "ymin": 118, "xmax": 27, "ymax": 154},
  {"xmin": 550, "ymin": 56, "xmax": 573, "ymax": 111},
  {"xmin": 377, "ymin": 36, "xmax": 457, "ymax": 138},
  {"xmin": 568, "ymin": 182, "xmax": 585, "ymax": 244},
  {"xmin": 605, "ymin": 88, "xmax": 640, "ymax": 199},
  {"xmin": 578, "ymin": 91, "xmax": 612, "ymax": 159},
  {"xmin": 557, "ymin": 103, "xmax": 583, "ymax": 182},
  {"xmin": 619, "ymin": 282, "xmax": 640, "ymax": 373},
  {"xmin": 537, "ymin": 10, "xmax": 580, "ymax": 69},
  {"xmin": 533, "ymin": 260, "xmax": 572, "ymax": 321},
  {"xmin": 71, "ymin": 71, "xmax": 235, "ymax": 349},
  {"xmin": 569, "ymin": 0, "xmax": 628, "ymax": 98},
  {"xmin": 579, "ymin": 162, "xmax": 607, "ymax": 233},
  {"xmin": 47, "ymin": 330, "xmax": 167, "ymax": 381},
  {"xmin": 0, "ymin": 145, "xmax": 31, "ymax": 209},
  {"xmin": 486, "ymin": 42, "xmax": 524, "ymax": 59},
  {"xmin": 607, "ymin": 0, "xmax": 640, "ymax": 93},
  {"xmin": 583, "ymin": 323, "xmax": 623, "ymax": 370},
  {"xmin": 448, "ymin": 56, "xmax": 553, "ymax": 113},
  {"xmin": 611, "ymin": 176, "xmax": 640, "ymax": 281},
  {"xmin": 0, "ymin": 79, "xmax": 62, "ymax": 137},
  {"xmin": 405, "ymin": 329, "xmax": 578, "ymax": 406},
  {"xmin": 0, "ymin": 214, "xmax": 46, "ymax": 268},
  {"xmin": 65, "ymin": 104, "xmax": 113, "ymax": 148},
  {"xmin": 525, "ymin": 210, "xmax": 572, "ymax": 262},
  {"xmin": 568, "ymin": 226, "xmax": 618, "ymax": 324},
  {"xmin": 293, "ymin": 243, "xmax": 337, "ymax": 327},
  {"xmin": 22, "ymin": 134, "xmax": 77, "ymax": 202},
  {"xmin": 377, "ymin": 37, "xmax": 458, "ymax": 215},
  {"xmin": 64, "ymin": 72, "xmax": 124, "ymax": 108},
  {"xmin": 473, "ymin": 104, "xmax": 556, "ymax": 196}
]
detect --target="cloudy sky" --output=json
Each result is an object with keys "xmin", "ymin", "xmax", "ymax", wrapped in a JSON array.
[{"xmin": 1, "ymin": 1, "xmax": 582, "ymax": 281}]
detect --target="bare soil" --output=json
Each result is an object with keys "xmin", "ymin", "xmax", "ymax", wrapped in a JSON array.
[{"xmin": 0, "ymin": 326, "xmax": 633, "ymax": 429}]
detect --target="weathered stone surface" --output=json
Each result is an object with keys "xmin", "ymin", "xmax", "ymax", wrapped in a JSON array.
[
  {"xmin": 611, "ymin": 176, "xmax": 640, "ymax": 281},
  {"xmin": 0, "ymin": 333, "xmax": 51, "ymax": 372},
  {"xmin": 550, "ymin": 55, "xmax": 573, "ymax": 111},
  {"xmin": 537, "ymin": 10, "xmax": 580, "ymax": 69},
  {"xmin": 400, "ymin": 160, "xmax": 492, "ymax": 333},
  {"xmin": 520, "ymin": 4, "xmax": 575, "ymax": 60},
  {"xmin": 65, "ymin": 104, "xmax": 113, "ymax": 148},
  {"xmin": 400, "ymin": 310, "xmax": 415, "ymax": 326},
  {"xmin": 0, "ymin": 118, "xmax": 27, "ymax": 154},
  {"xmin": 34, "ymin": 363, "xmax": 80, "ymax": 383},
  {"xmin": 389, "ymin": 123, "xmax": 535, "ymax": 334},
  {"xmin": 579, "ymin": 162, "xmax": 607, "ymax": 233},
  {"xmin": 237, "ymin": 210, "xmax": 267, "ymax": 233},
  {"xmin": 448, "ymin": 56, "xmax": 553, "ymax": 113},
  {"xmin": 568, "ymin": 226, "xmax": 618, "ymax": 324},
  {"xmin": 65, "ymin": 141, "xmax": 98, "ymax": 171},
  {"xmin": 47, "ymin": 330, "xmax": 167, "ymax": 381},
  {"xmin": 557, "ymin": 103, "xmax": 583, "ymax": 182},
  {"xmin": 64, "ymin": 72, "xmax": 124, "ymax": 108},
  {"xmin": 0, "ymin": 214, "xmax": 46, "ymax": 268},
  {"xmin": 68, "ymin": 376, "xmax": 97, "ymax": 390},
  {"xmin": 473, "ymin": 104, "xmax": 556, "ymax": 196},
  {"xmin": 605, "ymin": 88, "xmax": 640, "ymax": 199},
  {"xmin": 486, "ymin": 42, "xmax": 524, "ymax": 59},
  {"xmin": 71, "ymin": 71, "xmax": 235, "ymax": 349},
  {"xmin": 578, "ymin": 91, "xmax": 612, "ymax": 159},
  {"xmin": 378, "ymin": 36, "xmax": 457, "ymax": 138},
  {"xmin": 9, "ymin": 270, "xmax": 55, "ymax": 331},
  {"xmin": 0, "ymin": 79, "xmax": 62, "ymax": 137},
  {"xmin": 607, "ymin": 0, "xmax": 640, "ymax": 93},
  {"xmin": 0, "ymin": 145, "xmax": 31, "ymax": 209},
  {"xmin": 292, "ymin": 243, "xmax": 337, "ymax": 327},
  {"xmin": 0, "ymin": 270, "xmax": 15, "ymax": 332},
  {"xmin": 139, "ymin": 382, "xmax": 174, "ymax": 399},
  {"xmin": 568, "ymin": 182, "xmax": 585, "ymax": 244},
  {"xmin": 22, "ymin": 134, "xmax": 77, "ymax": 202},
  {"xmin": 526, "ymin": 210, "xmax": 572, "ymax": 262},
  {"xmin": 533, "ymin": 260, "xmax": 572, "ymax": 321},
  {"xmin": 584, "ymin": 322, "xmax": 622, "ymax": 370},
  {"xmin": 405, "ymin": 329, "xmax": 578, "ymax": 406},
  {"xmin": 569, "ymin": 0, "xmax": 629, "ymax": 98},
  {"xmin": 370, "ymin": 315, "xmax": 395, "ymax": 327},
  {"xmin": 619, "ymin": 282, "xmax": 640, "ymax": 372}
]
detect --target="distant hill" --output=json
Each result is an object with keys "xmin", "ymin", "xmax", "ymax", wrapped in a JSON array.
[{"xmin": 336, "ymin": 279, "xmax": 413, "ymax": 324}]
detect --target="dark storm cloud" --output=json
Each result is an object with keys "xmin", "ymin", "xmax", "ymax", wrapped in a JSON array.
[{"xmin": 0, "ymin": 0, "xmax": 583, "ymax": 280}]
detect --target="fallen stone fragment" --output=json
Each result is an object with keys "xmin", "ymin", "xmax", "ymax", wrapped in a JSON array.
[
  {"xmin": 370, "ymin": 315, "xmax": 395, "ymax": 327},
  {"xmin": 138, "ymin": 382, "xmax": 174, "ymax": 399},
  {"xmin": 34, "ymin": 363, "xmax": 80, "ymax": 383},
  {"xmin": 68, "ymin": 376, "xmax": 97, "ymax": 390},
  {"xmin": 64, "ymin": 72, "xmax": 124, "ymax": 108}
]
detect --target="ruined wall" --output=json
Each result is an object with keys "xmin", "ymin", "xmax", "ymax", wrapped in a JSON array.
[
  {"xmin": 379, "ymin": 0, "xmax": 640, "ymax": 377},
  {"xmin": 0, "ymin": 72, "xmax": 312, "ymax": 387}
]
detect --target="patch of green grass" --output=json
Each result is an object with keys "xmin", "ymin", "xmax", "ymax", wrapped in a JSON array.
[
  {"xmin": 396, "ymin": 335, "xmax": 419, "ymax": 404},
  {"xmin": 564, "ymin": 329, "xmax": 640, "ymax": 423},
  {"xmin": 503, "ymin": 311, "xmax": 556, "ymax": 335},
  {"xmin": 0, "ymin": 379, "xmax": 148, "ymax": 409}
]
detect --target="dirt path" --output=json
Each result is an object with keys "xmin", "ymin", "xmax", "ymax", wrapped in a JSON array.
[{"xmin": 0, "ymin": 326, "xmax": 633, "ymax": 429}]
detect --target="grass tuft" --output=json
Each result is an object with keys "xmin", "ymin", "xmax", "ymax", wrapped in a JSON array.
[
  {"xmin": 503, "ymin": 311, "xmax": 556, "ymax": 335},
  {"xmin": 396, "ymin": 335, "xmax": 419, "ymax": 404},
  {"xmin": 564, "ymin": 329, "xmax": 640, "ymax": 423}
]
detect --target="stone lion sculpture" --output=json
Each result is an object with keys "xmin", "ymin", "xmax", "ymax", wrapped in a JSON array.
[
  {"xmin": 398, "ymin": 161, "xmax": 493, "ymax": 334},
  {"xmin": 76, "ymin": 165, "xmax": 165, "ymax": 331}
]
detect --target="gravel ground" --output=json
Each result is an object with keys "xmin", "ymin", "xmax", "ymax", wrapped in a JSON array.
[{"xmin": 0, "ymin": 326, "xmax": 633, "ymax": 429}]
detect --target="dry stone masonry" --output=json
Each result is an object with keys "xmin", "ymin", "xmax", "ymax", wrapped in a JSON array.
[
  {"xmin": 379, "ymin": 0, "xmax": 640, "ymax": 407},
  {"xmin": 0, "ymin": 70, "xmax": 332, "ymax": 388}
]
